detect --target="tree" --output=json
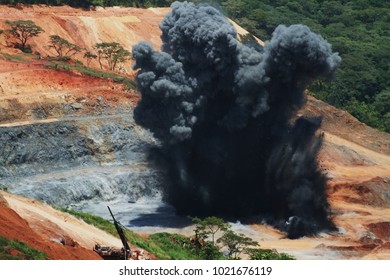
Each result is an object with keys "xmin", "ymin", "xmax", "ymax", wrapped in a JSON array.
[
  {"xmin": 48, "ymin": 35, "xmax": 82, "ymax": 57},
  {"xmin": 89, "ymin": 0, "xmax": 104, "ymax": 6},
  {"xmin": 373, "ymin": 89, "xmax": 390, "ymax": 116},
  {"xmin": 94, "ymin": 42, "xmax": 131, "ymax": 71},
  {"xmin": 222, "ymin": 0, "xmax": 249, "ymax": 18},
  {"xmin": 84, "ymin": 51, "xmax": 98, "ymax": 67},
  {"xmin": 192, "ymin": 216, "xmax": 229, "ymax": 245},
  {"xmin": 218, "ymin": 0, "xmax": 390, "ymax": 133},
  {"xmin": 197, "ymin": 241, "xmax": 224, "ymax": 260},
  {"xmin": 245, "ymin": 248, "xmax": 295, "ymax": 260},
  {"xmin": 217, "ymin": 230, "xmax": 258, "ymax": 259},
  {"xmin": 5, "ymin": 20, "xmax": 44, "ymax": 51}
]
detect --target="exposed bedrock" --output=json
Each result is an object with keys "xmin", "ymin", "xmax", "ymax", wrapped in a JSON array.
[{"xmin": 0, "ymin": 116, "xmax": 162, "ymax": 208}]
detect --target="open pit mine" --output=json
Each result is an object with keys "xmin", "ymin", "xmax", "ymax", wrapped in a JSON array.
[{"xmin": 0, "ymin": 3, "xmax": 389, "ymax": 259}]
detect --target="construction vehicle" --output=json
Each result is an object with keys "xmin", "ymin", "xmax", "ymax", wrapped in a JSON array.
[{"xmin": 93, "ymin": 206, "xmax": 131, "ymax": 260}]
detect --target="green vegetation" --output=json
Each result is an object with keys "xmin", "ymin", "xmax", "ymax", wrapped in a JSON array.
[
  {"xmin": 191, "ymin": 216, "xmax": 256, "ymax": 260},
  {"xmin": 0, "ymin": 236, "xmax": 49, "ymax": 260},
  {"xmin": 49, "ymin": 55, "xmax": 71, "ymax": 62},
  {"xmin": 84, "ymin": 51, "xmax": 97, "ymax": 66},
  {"xmin": 58, "ymin": 208, "xmax": 121, "ymax": 236},
  {"xmin": 20, "ymin": 51, "xmax": 41, "ymax": 59},
  {"xmin": 217, "ymin": 229, "xmax": 259, "ymax": 259},
  {"xmin": 57, "ymin": 209, "xmax": 293, "ymax": 260},
  {"xmin": 191, "ymin": 216, "xmax": 227, "ymax": 259},
  {"xmin": 190, "ymin": 216, "xmax": 293, "ymax": 260},
  {"xmin": 197, "ymin": 241, "xmax": 224, "ymax": 260},
  {"xmin": 148, "ymin": 233, "xmax": 199, "ymax": 260},
  {"xmin": 5, "ymin": 20, "xmax": 44, "ymax": 51},
  {"xmin": 0, "ymin": 52, "xmax": 28, "ymax": 62},
  {"xmin": 57, "ymin": 208, "xmax": 197, "ymax": 259},
  {"xmin": 246, "ymin": 248, "xmax": 295, "ymax": 260},
  {"xmin": 0, "ymin": 184, "xmax": 9, "ymax": 192},
  {"xmin": 48, "ymin": 35, "xmax": 82, "ymax": 57},
  {"xmin": 192, "ymin": 216, "xmax": 229, "ymax": 245},
  {"xmin": 216, "ymin": 0, "xmax": 389, "ymax": 132},
  {"xmin": 94, "ymin": 42, "xmax": 131, "ymax": 71},
  {"xmin": 46, "ymin": 60, "xmax": 136, "ymax": 89}
]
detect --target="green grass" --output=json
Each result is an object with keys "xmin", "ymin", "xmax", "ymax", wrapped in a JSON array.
[
  {"xmin": 57, "ymin": 208, "xmax": 295, "ymax": 260},
  {"xmin": 57, "ymin": 208, "xmax": 197, "ymax": 259},
  {"xmin": 46, "ymin": 61, "xmax": 136, "ymax": 90},
  {"xmin": 148, "ymin": 232, "xmax": 199, "ymax": 260},
  {"xmin": 246, "ymin": 248, "xmax": 295, "ymax": 260},
  {"xmin": 20, "ymin": 52, "xmax": 41, "ymax": 60},
  {"xmin": 0, "ymin": 236, "xmax": 49, "ymax": 260},
  {"xmin": 0, "ymin": 184, "xmax": 8, "ymax": 192},
  {"xmin": 58, "ymin": 208, "xmax": 118, "ymax": 235},
  {"xmin": 0, "ymin": 52, "xmax": 28, "ymax": 62}
]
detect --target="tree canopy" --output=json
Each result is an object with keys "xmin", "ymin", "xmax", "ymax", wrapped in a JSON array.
[
  {"xmin": 83, "ymin": 51, "xmax": 98, "ymax": 66},
  {"xmin": 192, "ymin": 216, "xmax": 229, "ymax": 245},
  {"xmin": 190, "ymin": 216, "xmax": 293, "ymax": 259},
  {"xmin": 217, "ymin": 229, "xmax": 258, "ymax": 259},
  {"xmin": 217, "ymin": 0, "xmax": 389, "ymax": 132},
  {"xmin": 48, "ymin": 34, "xmax": 82, "ymax": 57},
  {"xmin": 94, "ymin": 42, "xmax": 131, "ymax": 71},
  {"xmin": 5, "ymin": 20, "xmax": 44, "ymax": 51}
]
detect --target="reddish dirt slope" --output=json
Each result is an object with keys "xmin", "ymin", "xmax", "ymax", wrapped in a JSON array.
[
  {"xmin": 0, "ymin": 55, "xmax": 138, "ymax": 126},
  {"xmin": 0, "ymin": 192, "xmax": 102, "ymax": 260},
  {"xmin": 0, "ymin": 5, "xmax": 166, "ymax": 64},
  {"xmin": 0, "ymin": 5, "xmax": 261, "ymax": 69},
  {"xmin": 0, "ymin": 191, "xmax": 156, "ymax": 260}
]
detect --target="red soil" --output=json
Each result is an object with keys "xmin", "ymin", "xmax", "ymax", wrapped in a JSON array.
[{"xmin": 0, "ymin": 195, "xmax": 101, "ymax": 260}]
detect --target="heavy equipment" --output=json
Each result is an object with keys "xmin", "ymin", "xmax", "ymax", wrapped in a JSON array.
[{"xmin": 93, "ymin": 206, "xmax": 131, "ymax": 260}]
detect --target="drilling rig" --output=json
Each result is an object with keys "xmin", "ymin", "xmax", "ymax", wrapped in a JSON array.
[{"xmin": 93, "ymin": 206, "xmax": 131, "ymax": 260}]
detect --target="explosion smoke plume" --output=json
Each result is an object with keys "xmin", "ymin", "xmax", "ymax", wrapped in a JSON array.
[{"xmin": 132, "ymin": 2, "xmax": 341, "ymax": 238}]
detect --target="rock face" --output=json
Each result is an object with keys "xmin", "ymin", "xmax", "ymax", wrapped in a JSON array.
[{"xmin": 0, "ymin": 115, "xmax": 162, "ymax": 211}]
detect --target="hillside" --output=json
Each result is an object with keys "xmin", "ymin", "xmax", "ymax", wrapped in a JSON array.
[
  {"xmin": 220, "ymin": 0, "xmax": 390, "ymax": 133},
  {"xmin": 0, "ymin": 4, "xmax": 389, "ymax": 260},
  {"xmin": 0, "ymin": 5, "xmax": 261, "ymax": 69},
  {"xmin": 0, "ymin": 5, "xmax": 166, "ymax": 59},
  {"xmin": 0, "ymin": 190, "xmax": 116, "ymax": 259}
]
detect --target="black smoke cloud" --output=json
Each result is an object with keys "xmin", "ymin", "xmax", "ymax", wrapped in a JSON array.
[{"xmin": 132, "ymin": 1, "xmax": 341, "ymax": 238}]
